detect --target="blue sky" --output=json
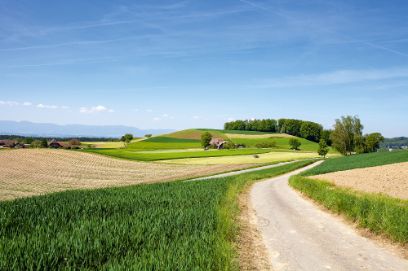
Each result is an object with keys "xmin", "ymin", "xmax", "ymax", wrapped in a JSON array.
[{"xmin": 0, "ymin": 0, "xmax": 407, "ymax": 136}]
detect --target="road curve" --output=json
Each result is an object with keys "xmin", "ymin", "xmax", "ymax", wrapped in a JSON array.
[{"xmin": 250, "ymin": 162, "xmax": 408, "ymax": 271}]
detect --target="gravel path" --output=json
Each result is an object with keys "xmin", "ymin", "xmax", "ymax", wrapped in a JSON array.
[{"xmin": 250, "ymin": 162, "xmax": 408, "ymax": 271}]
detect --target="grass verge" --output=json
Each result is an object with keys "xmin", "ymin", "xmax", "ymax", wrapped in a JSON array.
[
  {"xmin": 0, "ymin": 160, "xmax": 313, "ymax": 270},
  {"xmin": 289, "ymin": 176, "xmax": 408, "ymax": 244}
]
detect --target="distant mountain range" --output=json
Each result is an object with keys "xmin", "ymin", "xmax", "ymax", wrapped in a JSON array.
[{"xmin": 0, "ymin": 120, "xmax": 173, "ymax": 138}]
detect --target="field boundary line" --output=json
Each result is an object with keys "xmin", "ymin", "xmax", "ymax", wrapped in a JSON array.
[{"xmin": 185, "ymin": 160, "xmax": 312, "ymax": 182}]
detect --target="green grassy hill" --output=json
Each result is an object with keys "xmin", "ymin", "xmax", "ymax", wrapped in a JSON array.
[
  {"xmin": 83, "ymin": 128, "xmax": 326, "ymax": 162},
  {"xmin": 162, "ymin": 129, "xmax": 320, "ymax": 152}
]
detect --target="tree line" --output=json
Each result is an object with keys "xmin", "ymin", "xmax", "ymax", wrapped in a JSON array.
[
  {"xmin": 224, "ymin": 118, "xmax": 326, "ymax": 142},
  {"xmin": 224, "ymin": 116, "xmax": 384, "ymax": 156}
]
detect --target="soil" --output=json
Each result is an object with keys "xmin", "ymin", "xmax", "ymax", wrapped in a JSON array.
[
  {"xmin": 312, "ymin": 162, "xmax": 408, "ymax": 200},
  {"xmin": 0, "ymin": 149, "xmax": 251, "ymax": 201}
]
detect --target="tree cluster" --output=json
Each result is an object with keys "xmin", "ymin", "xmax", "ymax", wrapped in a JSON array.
[
  {"xmin": 224, "ymin": 119, "xmax": 278, "ymax": 132},
  {"xmin": 330, "ymin": 116, "xmax": 384, "ymax": 155},
  {"xmin": 224, "ymin": 118, "xmax": 323, "ymax": 142}
]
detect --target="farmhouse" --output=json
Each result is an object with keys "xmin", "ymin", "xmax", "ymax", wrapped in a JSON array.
[
  {"xmin": 48, "ymin": 139, "xmax": 63, "ymax": 148},
  {"xmin": 209, "ymin": 138, "xmax": 226, "ymax": 149},
  {"xmin": 0, "ymin": 140, "xmax": 17, "ymax": 148}
]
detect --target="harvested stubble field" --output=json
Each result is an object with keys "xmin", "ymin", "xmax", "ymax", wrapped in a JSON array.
[
  {"xmin": 0, "ymin": 149, "xmax": 251, "ymax": 201},
  {"xmin": 313, "ymin": 162, "xmax": 408, "ymax": 199}
]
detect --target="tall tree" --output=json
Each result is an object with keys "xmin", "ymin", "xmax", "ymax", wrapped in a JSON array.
[
  {"xmin": 365, "ymin": 133, "xmax": 384, "ymax": 153},
  {"xmin": 330, "ymin": 116, "xmax": 363, "ymax": 155}
]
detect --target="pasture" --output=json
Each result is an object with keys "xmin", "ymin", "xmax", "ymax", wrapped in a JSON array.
[
  {"xmin": 0, "ymin": 160, "xmax": 313, "ymax": 270},
  {"xmin": 82, "ymin": 128, "xmax": 328, "ymax": 163},
  {"xmin": 0, "ymin": 149, "xmax": 251, "ymax": 201}
]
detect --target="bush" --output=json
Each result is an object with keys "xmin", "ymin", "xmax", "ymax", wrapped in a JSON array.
[
  {"xmin": 144, "ymin": 134, "xmax": 152, "ymax": 138},
  {"xmin": 222, "ymin": 141, "xmax": 236, "ymax": 149},
  {"xmin": 31, "ymin": 139, "xmax": 48, "ymax": 148},
  {"xmin": 255, "ymin": 141, "xmax": 276, "ymax": 148},
  {"xmin": 289, "ymin": 138, "xmax": 301, "ymax": 150}
]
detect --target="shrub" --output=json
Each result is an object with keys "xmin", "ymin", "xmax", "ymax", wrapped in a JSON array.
[
  {"xmin": 255, "ymin": 141, "xmax": 276, "ymax": 148},
  {"xmin": 31, "ymin": 140, "xmax": 45, "ymax": 148},
  {"xmin": 289, "ymin": 138, "xmax": 301, "ymax": 150},
  {"xmin": 222, "ymin": 141, "xmax": 236, "ymax": 149},
  {"xmin": 317, "ymin": 139, "xmax": 329, "ymax": 158}
]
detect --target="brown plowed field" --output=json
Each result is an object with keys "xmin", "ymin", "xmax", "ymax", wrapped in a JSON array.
[
  {"xmin": 313, "ymin": 162, "xmax": 408, "ymax": 200},
  {"xmin": 0, "ymin": 149, "xmax": 251, "ymax": 201}
]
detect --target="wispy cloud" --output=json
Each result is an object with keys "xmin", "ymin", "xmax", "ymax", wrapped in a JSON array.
[
  {"xmin": 0, "ymin": 100, "xmax": 19, "ymax": 106},
  {"xmin": 79, "ymin": 105, "xmax": 114, "ymax": 114},
  {"xmin": 252, "ymin": 67, "xmax": 408, "ymax": 88},
  {"xmin": 0, "ymin": 100, "xmax": 69, "ymax": 110}
]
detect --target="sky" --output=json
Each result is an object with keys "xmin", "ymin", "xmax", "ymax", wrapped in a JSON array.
[{"xmin": 0, "ymin": 0, "xmax": 407, "ymax": 137}]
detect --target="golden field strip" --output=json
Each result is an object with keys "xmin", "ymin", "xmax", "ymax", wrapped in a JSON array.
[
  {"xmin": 161, "ymin": 151, "xmax": 320, "ymax": 164},
  {"xmin": 0, "ymin": 149, "xmax": 253, "ymax": 201},
  {"xmin": 313, "ymin": 162, "xmax": 408, "ymax": 199}
]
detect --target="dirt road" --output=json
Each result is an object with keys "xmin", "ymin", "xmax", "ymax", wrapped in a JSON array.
[{"xmin": 250, "ymin": 162, "xmax": 408, "ymax": 271}]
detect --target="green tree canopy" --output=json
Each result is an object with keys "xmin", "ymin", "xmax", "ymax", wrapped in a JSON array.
[
  {"xmin": 317, "ymin": 139, "xmax": 329, "ymax": 158},
  {"xmin": 300, "ymin": 121, "xmax": 323, "ymax": 142},
  {"xmin": 201, "ymin": 132, "xmax": 212, "ymax": 148},
  {"xmin": 289, "ymin": 138, "xmax": 301, "ymax": 150},
  {"xmin": 120, "ymin": 134, "xmax": 134, "ymax": 145},
  {"xmin": 364, "ymin": 133, "xmax": 384, "ymax": 153},
  {"xmin": 330, "ymin": 116, "xmax": 363, "ymax": 155}
]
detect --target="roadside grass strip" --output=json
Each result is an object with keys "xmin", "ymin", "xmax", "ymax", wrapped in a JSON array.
[
  {"xmin": 289, "ymin": 176, "xmax": 408, "ymax": 244},
  {"xmin": 0, "ymin": 160, "xmax": 313, "ymax": 270},
  {"xmin": 304, "ymin": 150, "xmax": 408, "ymax": 176}
]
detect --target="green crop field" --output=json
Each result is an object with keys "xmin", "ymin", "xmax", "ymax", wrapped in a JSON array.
[
  {"xmin": 304, "ymin": 150, "xmax": 408, "ymax": 176},
  {"xmin": 126, "ymin": 140, "xmax": 201, "ymax": 150},
  {"xmin": 84, "ymin": 148, "xmax": 271, "ymax": 161},
  {"xmin": 143, "ymin": 136, "xmax": 200, "ymax": 143},
  {"xmin": 0, "ymin": 160, "xmax": 313, "ymax": 270}
]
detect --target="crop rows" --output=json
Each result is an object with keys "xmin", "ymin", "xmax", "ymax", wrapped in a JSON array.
[{"xmin": 0, "ymin": 160, "xmax": 313, "ymax": 270}]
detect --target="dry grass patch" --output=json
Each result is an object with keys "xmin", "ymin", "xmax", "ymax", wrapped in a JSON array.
[
  {"xmin": 312, "ymin": 162, "xmax": 408, "ymax": 200},
  {"xmin": 0, "ymin": 149, "xmax": 251, "ymax": 201}
]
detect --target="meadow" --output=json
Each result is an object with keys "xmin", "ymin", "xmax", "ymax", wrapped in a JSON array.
[
  {"xmin": 304, "ymin": 150, "xmax": 408, "ymax": 176},
  {"xmin": 81, "ymin": 129, "xmax": 327, "ymax": 163},
  {"xmin": 0, "ymin": 160, "xmax": 313, "ymax": 270}
]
